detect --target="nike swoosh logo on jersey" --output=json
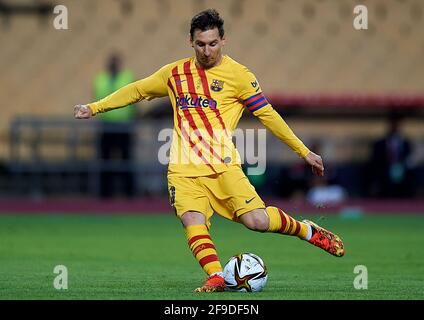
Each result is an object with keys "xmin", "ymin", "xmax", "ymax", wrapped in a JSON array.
[{"xmin": 245, "ymin": 197, "xmax": 255, "ymax": 204}]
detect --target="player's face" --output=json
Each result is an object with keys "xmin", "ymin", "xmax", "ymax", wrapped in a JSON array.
[{"xmin": 191, "ymin": 28, "xmax": 226, "ymax": 69}]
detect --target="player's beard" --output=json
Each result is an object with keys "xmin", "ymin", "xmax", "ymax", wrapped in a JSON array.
[
  {"xmin": 198, "ymin": 54, "xmax": 221, "ymax": 69},
  {"xmin": 201, "ymin": 58, "xmax": 213, "ymax": 68}
]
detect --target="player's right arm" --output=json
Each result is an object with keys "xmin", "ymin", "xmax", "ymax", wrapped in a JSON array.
[
  {"xmin": 74, "ymin": 64, "xmax": 171, "ymax": 119},
  {"xmin": 74, "ymin": 104, "xmax": 93, "ymax": 119}
]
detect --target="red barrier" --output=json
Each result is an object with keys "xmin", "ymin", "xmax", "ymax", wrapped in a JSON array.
[
  {"xmin": 269, "ymin": 94, "xmax": 424, "ymax": 108},
  {"xmin": 0, "ymin": 198, "xmax": 423, "ymax": 214}
]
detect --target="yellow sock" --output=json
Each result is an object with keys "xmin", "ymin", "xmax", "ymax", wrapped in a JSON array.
[
  {"xmin": 265, "ymin": 206, "xmax": 310, "ymax": 239},
  {"xmin": 185, "ymin": 224, "xmax": 222, "ymax": 276}
]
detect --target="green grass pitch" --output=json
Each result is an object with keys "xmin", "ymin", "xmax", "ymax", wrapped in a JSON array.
[{"xmin": 0, "ymin": 213, "xmax": 423, "ymax": 300}]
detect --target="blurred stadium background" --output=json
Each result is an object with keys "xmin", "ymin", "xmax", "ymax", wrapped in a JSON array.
[
  {"xmin": 1, "ymin": 0, "xmax": 424, "ymax": 210},
  {"xmin": 0, "ymin": 0, "xmax": 423, "ymax": 300}
]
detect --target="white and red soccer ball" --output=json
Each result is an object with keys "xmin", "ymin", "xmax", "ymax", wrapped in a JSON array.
[{"xmin": 223, "ymin": 252, "xmax": 268, "ymax": 292}]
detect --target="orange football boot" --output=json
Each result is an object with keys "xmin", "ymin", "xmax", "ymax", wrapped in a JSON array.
[
  {"xmin": 303, "ymin": 220, "xmax": 345, "ymax": 257},
  {"xmin": 194, "ymin": 274, "xmax": 226, "ymax": 292}
]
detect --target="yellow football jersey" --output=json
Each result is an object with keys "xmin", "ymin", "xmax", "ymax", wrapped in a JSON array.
[{"xmin": 89, "ymin": 55, "xmax": 310, "ymax": 177}]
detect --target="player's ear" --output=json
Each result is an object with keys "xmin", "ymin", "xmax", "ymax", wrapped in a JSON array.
[
  {"xmin": 189, "ymin": 36, "xmax": 194, "ymax": 47},
  {"xmin": 221, "ymin": 35, "xmax": 226, "ymax": 46}
]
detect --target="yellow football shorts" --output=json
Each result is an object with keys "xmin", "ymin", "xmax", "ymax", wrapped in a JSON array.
[{"xmin": 167, "ymin": 166, "xmax": 265, "ymax": 228}]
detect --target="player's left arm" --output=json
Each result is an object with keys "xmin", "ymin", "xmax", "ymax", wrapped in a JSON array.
[
  {"xmin": 254, "ymin": 105, "xmax": 324, "ymax": 176},
  {"xmin": 237, "ymin": 67, "xmax": 324, "ymax": 176}
]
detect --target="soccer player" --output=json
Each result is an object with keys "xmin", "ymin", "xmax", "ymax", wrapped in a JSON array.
[{"xmin": 74, "ymin": 9, "xmax": 345, "ymax": 293}]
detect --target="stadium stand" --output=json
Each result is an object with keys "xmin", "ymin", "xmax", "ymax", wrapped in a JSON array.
[{"xmin": 0, "ymin": 0, "xmax": 423, "ymax": 200}]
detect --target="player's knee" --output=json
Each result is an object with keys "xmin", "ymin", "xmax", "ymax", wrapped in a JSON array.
[
  {"xmin": 241, "ymin": 210, "xmax": 269, "ymax": 232},
  {"xmin": 181, "ymin": 211, "xmax": 206, "ymax": 227}
]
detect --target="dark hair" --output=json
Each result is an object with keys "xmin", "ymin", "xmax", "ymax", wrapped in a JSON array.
[{"xmin": 190, "ymin": 9, "xmax": 224, "ymax": 39}]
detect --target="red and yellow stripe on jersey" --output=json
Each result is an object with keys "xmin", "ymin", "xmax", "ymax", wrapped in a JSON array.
[{"xmin": 88, "ymin": 55, "xmax": 310, "ymax": 177}]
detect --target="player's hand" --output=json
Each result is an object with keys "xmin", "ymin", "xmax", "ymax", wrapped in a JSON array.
[
  {"xmin": 304, "ymin": 151, "xmax": 325, "ymax": 177},
  {"xmin": 74, "ymin": 104, "xmax": 93, "ymax": 119}
]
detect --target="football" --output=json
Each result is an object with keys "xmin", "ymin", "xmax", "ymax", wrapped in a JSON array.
[{"xmin": 223, "ymin": 252, "xmax": 268, "ymax": 292}]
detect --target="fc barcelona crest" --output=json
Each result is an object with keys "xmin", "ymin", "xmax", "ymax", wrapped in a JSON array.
[{"xmin": 210, "ymin": 79, "xmax": 224, "ymax": 92}]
